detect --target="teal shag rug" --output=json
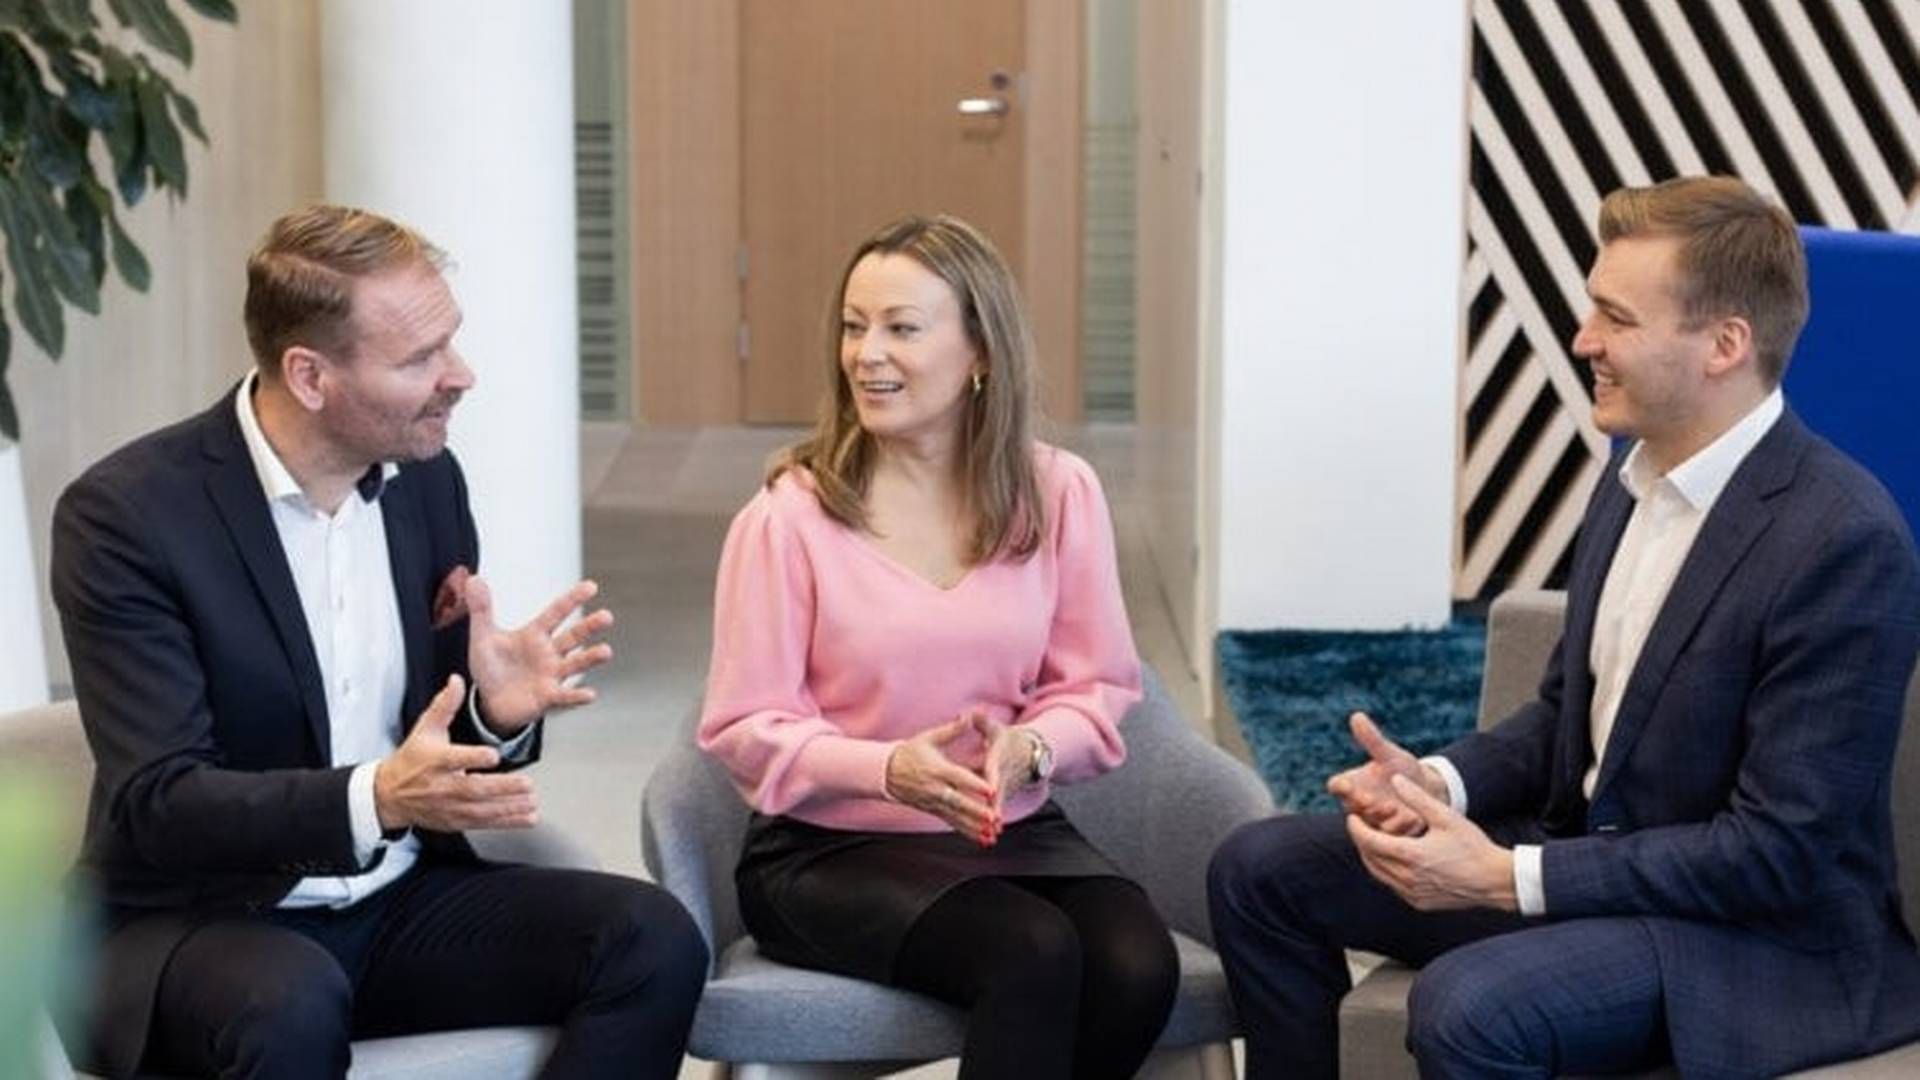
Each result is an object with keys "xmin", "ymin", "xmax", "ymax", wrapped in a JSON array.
[{"xmin": 1218, "ymin": 621, "xmax": 1487, "ymax": 813}]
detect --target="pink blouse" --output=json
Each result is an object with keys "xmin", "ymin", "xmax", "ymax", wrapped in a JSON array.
[{"xmin": 698, "ymin": 444, "xmax": 1142, "ymax": 832}]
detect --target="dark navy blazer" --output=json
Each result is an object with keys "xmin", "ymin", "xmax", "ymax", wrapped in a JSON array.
[
  {"xmin": 50, "ymin": 387, "xmax": 538, "ymax": 1076},
  {"xmin": 1443, "ymin": 409, "xmax": 1920, "ymax": 1077}
]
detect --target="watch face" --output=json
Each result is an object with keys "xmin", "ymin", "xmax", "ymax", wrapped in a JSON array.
[{"xmin": 1032, "ymin": 736, "xmax": 1054, "ymax": 781}]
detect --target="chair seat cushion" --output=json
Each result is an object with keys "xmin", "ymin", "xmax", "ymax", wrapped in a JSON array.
[
  {"xmin": 690, "ymin": 931, "xmax": 1238, "ymax": 1063},
  {"xmin": 347, "ymin": 1027, "xmax": 559, "ymax": 1079}
]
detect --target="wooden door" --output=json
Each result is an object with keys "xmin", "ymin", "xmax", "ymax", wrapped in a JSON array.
[{"xmin": 740, "ymin": 0, "xmax": 1029, "ymax": 424}]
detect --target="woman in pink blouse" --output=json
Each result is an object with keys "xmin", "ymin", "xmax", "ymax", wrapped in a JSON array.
[{"xmin": 699, "ymin": 215, "xmax": 1177, "ymax": 1078}]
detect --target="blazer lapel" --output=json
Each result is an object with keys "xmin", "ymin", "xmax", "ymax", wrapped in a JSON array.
[
  {"xmin": 200, "ymin": 401, "xmax": 331, "ymax": 759},
  {"xmin": 1590, "ymin": 413, "xmax": 1806, "ymax": 800},
  {"xmin": 1557, "ymin": 470, "xmax": 1634, "ymax": 792},
  {"xmin": 381, "ymin": 476, "xmax": 434, "ymax": 728}
]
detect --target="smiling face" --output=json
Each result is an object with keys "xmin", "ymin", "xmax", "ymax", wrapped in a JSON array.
[
  {"xmin": 1570, "ymin": 235, "xmax": 1721, "ymax": 463},
  {"xmin": 317, "ymin": 262, "xmax": 474, "ymax": 463},
  {"xmin": 838, "ymin": 252, "xmax": 983, "ymax": 448}
]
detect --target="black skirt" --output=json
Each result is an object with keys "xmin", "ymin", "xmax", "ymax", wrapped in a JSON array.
[{"xmin": 735, "ymin": 801, "xmax": 1126, "ymax": 983}]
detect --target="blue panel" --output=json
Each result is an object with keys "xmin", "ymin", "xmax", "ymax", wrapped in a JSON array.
[{"xmin": 1784, "ymin": 227, "xmax": 1920, "ymax": 538}]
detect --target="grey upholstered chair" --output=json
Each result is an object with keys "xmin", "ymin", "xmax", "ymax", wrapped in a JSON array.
[
  {"xmin": 642, "ymin": 666, "xmax": 1273, "ymax": 1079},
  {"xmin": 0, "ymin": 698, "xmax": 600, "ymax": 1080},
  {"xmin": 1336, "ymin": 589, "xmax": 1920, "ymax": 1080}
]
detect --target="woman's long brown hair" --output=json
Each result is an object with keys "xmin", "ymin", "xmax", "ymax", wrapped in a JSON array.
[{"xmin": 768, "ymin": 214, "xmax": 1045, "ymax": 564}]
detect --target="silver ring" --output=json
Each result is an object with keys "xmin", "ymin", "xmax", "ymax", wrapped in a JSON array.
[{"xmin": 942, "ymin": 785, "xmax": 955, "ymax": 806}]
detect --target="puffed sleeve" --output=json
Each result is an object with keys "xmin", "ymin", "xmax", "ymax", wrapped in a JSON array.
[
  {"xmin": 1016, "ymin": 452, "xmax": 1140, "ymax": 782},
  {"xmin": 697, "ymin": 483, "xmax": 898, "ymax": 813}
]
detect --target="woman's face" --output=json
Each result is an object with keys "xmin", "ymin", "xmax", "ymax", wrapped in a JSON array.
[{"xmin": 839, "ymin": 253, "xmax": 982, "ymax": 447}]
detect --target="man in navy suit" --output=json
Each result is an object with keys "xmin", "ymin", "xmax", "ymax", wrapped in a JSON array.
[
  {"xmin": 1209, "ymin": 176, "xmax": 1920, "ymax": 1077},
  {"xmin": 53, "ymin": 206, "xmax": 706, "ymax": 1078}
]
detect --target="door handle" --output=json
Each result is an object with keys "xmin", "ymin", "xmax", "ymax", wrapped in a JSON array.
[{"xmin": 957, "ymin": 96, "xmax": 1009, "ymax": 117}]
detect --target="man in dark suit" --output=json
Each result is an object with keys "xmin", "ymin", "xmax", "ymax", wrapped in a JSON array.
[
  {"xmin": 52, "ymin": 205, "xmax": 706, "ymax": 1078},
  {"xmin": 1209, "ymin": 176, "xmax": 1920, "ymax": 1078}
]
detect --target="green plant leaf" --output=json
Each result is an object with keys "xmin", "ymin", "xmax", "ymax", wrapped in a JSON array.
[
  {"xmin": 62, "ymin": 182, "xmax": 105, "ymax": 285},
  {"xmin": 14, "ymin": 170, "xmax": 99, "ymax": 313},
  {"xmin": 39, "ymin": 0, "xmax": 93, "ymax": 37},
  {"xmin": 165, "ymin": 82, "xmax": 202, "ymax": 142},
  {"xmin": 27, "ymin": 107, "xmax": 90, "ymax": 189},
  {"xmin": 0, "ymin": 304, "xmax": 16, "ymax": 441},
  {"xmin": 80, "ymin": 177, "xmax": 148, "ymax": 291},
  {"xmin": 0, "ymin": 182, "xmax": 67, "ymax": 356},
  {"xmin": 134, "ymin": 74, "xmax": 185, "ymax": 195},
  {"xmin": 180, "ymin": 0, "xmax": 235, "ymax": 22},
  {"xmin": 0, "ymin": 32, "xmax": 43, "ymax": 132},
  {"xmin": 106, "ymin": 0, "xmax": 191, "ymax": 64},
  {"xmin": 48, "ymin": 48, "xmax": 119, "ymax": 130}
]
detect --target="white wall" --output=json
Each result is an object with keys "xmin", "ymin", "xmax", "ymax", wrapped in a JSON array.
[
  {"xmin": 321, "ymin": 0, "xmax": 581, "ymax": 627},
  {"xmin": 1212, "ymin": 1, "xmax": 1468, "ymax": 631}
]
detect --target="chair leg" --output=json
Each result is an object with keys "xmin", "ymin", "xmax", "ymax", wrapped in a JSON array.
[{"xmin": 1137, "ymin": 1041, "xmax": 1237, "ymax": 1080}]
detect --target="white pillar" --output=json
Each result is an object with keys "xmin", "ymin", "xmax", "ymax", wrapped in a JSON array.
[
  {"xmin": 1211, "ymin": 1, "xmax": 1467, "ymax": 630},
  {"xmin": 1, "ymin": 444, "xmax": 51, "ymax": 710},
  {"xmin": 320, "ymin": 1, "xmax": 580, "ymax": 624}
]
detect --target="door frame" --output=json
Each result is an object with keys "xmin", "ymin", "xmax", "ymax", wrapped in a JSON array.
[{"xmin": 627, "ymin": 0, "xmax": 1084, "ymax": 426}]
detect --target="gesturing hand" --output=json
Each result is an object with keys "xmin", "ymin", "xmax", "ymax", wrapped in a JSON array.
[
  {"xmin": 885, "ymin": 714, "xmax": 999, "ymax": 845},
  {"xmin": 374, "ymin": 676, "xmax": 538, "ymax": 832},
  {"xmin": 1347, "ymin": 774, "xmax": 1516, "ymax": 912},
  {"xmin": 1326, "ymin": 712, "xmax": 1450, "ymax": 836},
  {"xmin": 466, "ymin": 576, "xmax": 615, "ymax": 737}
]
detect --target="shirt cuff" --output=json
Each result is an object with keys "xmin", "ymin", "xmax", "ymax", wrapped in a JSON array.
[
  {"xmin": 348, "ymin": 761, "xmax": 386, "ymax": 867},
  {"xmin": 1513, "ymin": 843, "xmax": 1546, "ymax": 915},
  {"xmin": 1421, "ymin": 755, "xmax": 1469, "ymax": 815},
  {"xmin": 467, "ymin": 683, "xmax": 538, "ymax": 762}
]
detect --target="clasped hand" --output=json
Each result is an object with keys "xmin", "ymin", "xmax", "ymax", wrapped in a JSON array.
[
  {"xmin": 1330, "ymin": 712, "xmax": 1517, "ymax": 912},
  {"xmin": 884, "ymin": 712, "xmax": 1041, "ymax": 847}
]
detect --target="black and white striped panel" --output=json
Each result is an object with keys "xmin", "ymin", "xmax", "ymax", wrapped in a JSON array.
[{"xmin": 1459, "ymin": 0, "xmax": 1920, "ymax": 602}]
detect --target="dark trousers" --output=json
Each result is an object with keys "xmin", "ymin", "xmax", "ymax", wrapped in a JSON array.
[
  {"xmin": 141, "ymin": 862, "xmax": 707, "ymax": 1079},
  {"xmin": 1207, "ymin": 813, "xmax": 1671, "ymax": 1080},
  {"xmin": 891, "ymin": 876, "xmax": 1180, "ymax": 1080}
]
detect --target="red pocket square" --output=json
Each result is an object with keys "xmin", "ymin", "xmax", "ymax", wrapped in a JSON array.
[{"xmin": 432, "ymin": 566, "xmax": 472, "ymax": 630}]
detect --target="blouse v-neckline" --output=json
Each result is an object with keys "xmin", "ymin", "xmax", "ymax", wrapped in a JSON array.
[{"xmin": 845, "ymin": 526, "xmax": 980, "ymax": 594}]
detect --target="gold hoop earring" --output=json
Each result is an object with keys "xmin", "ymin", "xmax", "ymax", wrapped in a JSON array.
[{"xmin": 971, "ymin": 372, "xmax": 984, "ymax": 395}]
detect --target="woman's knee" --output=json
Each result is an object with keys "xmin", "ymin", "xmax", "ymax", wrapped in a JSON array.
[{"xmin": 983, "ymin": 902, "xmax": 1083, "ymax": 1002}]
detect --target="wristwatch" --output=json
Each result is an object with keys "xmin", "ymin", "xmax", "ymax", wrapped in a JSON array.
[{"xmin": 1025, "ymin": 729, "xmax": 1054, "ymax": 784}]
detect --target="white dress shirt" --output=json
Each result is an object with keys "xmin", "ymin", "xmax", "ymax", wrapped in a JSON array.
[
  {"xmin": 234, "ymin": 374, "xmax": 531, "ymax": 909},
  {"xmin": 1430, "ymin": 389, "xmax": 1784, "ymax": 915}
]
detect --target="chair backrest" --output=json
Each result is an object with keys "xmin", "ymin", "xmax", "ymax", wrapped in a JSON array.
[
  {"xmin": 1052, "ymin": 667, "xmax": 1273, "ymax": 944},
  {"xmin": 641, "ymin": 714, "xmax": 752, "ymax": 968},
  {"xmin": 1476, "ymin": 590, "xmax": 1566, "ymax": 732},
  {"xmin": 0, "ymin": 700, "xmax": 92, "ymax": 864},
  {"xmin": 640, "ymin": 667, "xmax": 1275, "ymax": 964},
  {"xmin": 1478, "ymin": 588, "xmax": 1920, "ymax": 932},
  {"xmin": 1786, "ymin": 226, "xmax": 1920, "ymax": 538}
]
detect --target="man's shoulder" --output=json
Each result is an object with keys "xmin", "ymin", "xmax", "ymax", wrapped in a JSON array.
[
  {"xmin": 1785, "ymin": 424, "xmax": 1913, "ymax": 543},
  {"xmin": 61, "ymin": 398, "xmax": 230, "ymax": 513}
]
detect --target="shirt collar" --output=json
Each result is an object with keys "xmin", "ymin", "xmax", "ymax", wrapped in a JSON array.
[
  {"xmin": 234, "ymin": 371, "xmax": 399, "ymax": 507},
  {"xmin": 1618, "ymin": 387, "xmax": 1784, "ymax": 510}
]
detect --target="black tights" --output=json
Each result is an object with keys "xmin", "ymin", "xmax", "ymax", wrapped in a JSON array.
[{"xmin": 891, "ymin": 875, "xmax": 1179, "ymax": 1080}]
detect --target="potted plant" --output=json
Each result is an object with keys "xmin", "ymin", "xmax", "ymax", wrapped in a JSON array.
[{"xmin": 0, "ymin": 0, "xmax": 233, "ymax": 709}]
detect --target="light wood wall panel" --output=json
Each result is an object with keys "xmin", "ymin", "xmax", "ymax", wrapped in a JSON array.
[
  {"xmin": 630, "ymin": 0, "xmax": 1079, "ymax": 426},
  {"xmin": 628, "ymin": 0, "xmax": 741, "ymax": 426},
  {"xmin": 1133, "ymin": 0, "xmax": 1206, "ymax": 674},
  {"xmin": 1026, "ymin": 0, "xmax": 1084, "ymax": 424}
]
